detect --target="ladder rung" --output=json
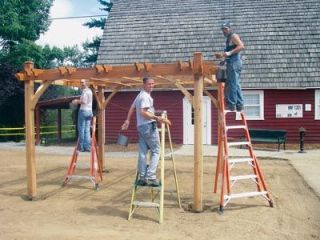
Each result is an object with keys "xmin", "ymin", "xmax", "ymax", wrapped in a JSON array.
[
  {"xmin": 230, "ymin": 174, "xmax": 257, "ymax": 181},
  {"xmin": 225, "ymin": 191, "xmax": 268, "ymax": 199},
  {"xmin": 227, "ymin": 141, "xmax": 250, "ymax": 146},
  {"xmin": 229, "ymin": 157, "xmax": 253, "ymax": 164},
  {"xmin": 67, "ymin": 175, "xmax": 94, "ymax": 180},
  {"xmin": 135, "ymin": 184, "xmax": 162, "ymax": 189},
  {"xmin": 132, "ymin": 201, "xmax": 160, "ymax": 208},
  {"xmin": 76, "ymin": 163, "xmax": 90, "ymax": 169},
  {"xmin": 224, "ymin": 110, "xmax": 236, "ymax": 113},
  {"xmin": 226, "ymin": 125, "xmax": 246, "ymax": 130}
]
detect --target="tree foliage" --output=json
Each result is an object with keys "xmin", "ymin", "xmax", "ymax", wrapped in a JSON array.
[
  {"xmin": 83, "ymin": 0, "xmax": 112, "ymax": 30},
  {"xmin": 82, "ymin": 0, "xmax": 113, "ymax": 65},
  {"xmin": 0, "ymin": 0, "xmax": 53, "ymax": 128},
  {"xmin": 0, "ymin": 62, "xmax": 21, "ymax": 106},
  {"xmin": 0, "ymin": 0, "xmax": 110, "ymax": 129},
  {"xmin": 0, "ymin": 0, "xmax": 52, "ymax": 51}
]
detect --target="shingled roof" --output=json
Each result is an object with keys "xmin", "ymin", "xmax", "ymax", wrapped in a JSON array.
[{"xmin": 97, "ymin": 0, "xmax": 320, "ymax": 89}]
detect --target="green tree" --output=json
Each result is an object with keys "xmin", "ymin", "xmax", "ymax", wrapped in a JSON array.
[
  {"xmin": 0, "ymin": 0, "xmax": 52, "ymax": 51},
  {"xmin": 82, "ymin": 0, "xmax": 113, "ymax": 65},
  {"xmin": 0, "ymin": 0, "xmax": 52, "ymax": 130}
]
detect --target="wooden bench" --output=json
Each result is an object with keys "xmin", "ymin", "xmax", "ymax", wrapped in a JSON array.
[{"xmin": 248, "ymin": 129, "xmax": 287, "ymax": 151}]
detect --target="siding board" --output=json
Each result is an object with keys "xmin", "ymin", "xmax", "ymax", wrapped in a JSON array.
[{"xmin": 104, "ymin": 89, "xmax": 319, "ymax": 144}]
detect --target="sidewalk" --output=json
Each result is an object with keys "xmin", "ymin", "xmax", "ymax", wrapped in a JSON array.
[{"xmin": 175, "ymin": 145, "xmax": 320, "ymax": 198}]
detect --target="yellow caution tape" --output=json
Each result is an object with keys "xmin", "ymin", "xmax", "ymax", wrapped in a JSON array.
[{"xmin": 0, "ymin": 130, "xmax": 75, "ymax": 136}]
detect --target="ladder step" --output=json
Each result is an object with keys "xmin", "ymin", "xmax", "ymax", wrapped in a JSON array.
[
  {"xmin": 76, "ymin": 163, "xmax": 90, "ymax": 169},
  {"xmin": 67, "ymin": 175, "xmax": 94, "ymax": 180},
  {"xmin": 230, "ymin": 174, "xmax": 257, "ymax": 181},
  {"xmin": 224, "ymin": 110, "xmax": 236, "ymax": 113},
  {"xmin": 225, "ymin": 191, "xmax": 268, "ymax": 200},
  {"xmin": 229, "ymin": 157, "xmax": 253, "ymax": 164},
  {"xmin": 226, "ymin": 125, "xmax": 246, "ymax": 130},
  {"xmin": 132, "ymin": 201, "xmax": 160, "ymax": 208},
  {"xmin": 227, "ymin": 141, "xmax": 250, "ymax": 146}
]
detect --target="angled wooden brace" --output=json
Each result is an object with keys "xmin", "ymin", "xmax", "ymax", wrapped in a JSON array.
[
  {"xmin": 156, "ymin": 75, "xmax": 194, "ymax": 107},
  {"xmin": 203, "ymin": 90, "xmax": 219, "ymax": 110},
  {"xmin": 31, "ymin": 80, "xmax": 55, "ymax": 110}
]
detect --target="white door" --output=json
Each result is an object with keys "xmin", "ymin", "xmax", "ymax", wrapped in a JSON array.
[{"xmin": 183, "ymin": 96, "xmax": 211, "ymax": 145}]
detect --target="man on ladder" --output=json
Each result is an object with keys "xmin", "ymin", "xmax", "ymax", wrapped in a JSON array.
[
  {"xmin": 215, "ymin": 21, "xmax": 245, "ymax": 112},
  {"xmin": 121, "ymin": 76, "xmax": 169, "ymax": 187}
]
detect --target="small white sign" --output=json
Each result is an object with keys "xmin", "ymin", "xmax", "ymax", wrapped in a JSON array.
[
  {"xmin": 305, "ymin": 104, "xmax": 311, "ymax": 111},
  {"xmin": 276, "ymin": 104, "xmax": 303, "ymax": 118}
]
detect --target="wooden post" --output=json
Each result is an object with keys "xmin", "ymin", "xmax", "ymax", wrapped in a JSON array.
[
  {"xmin": 57, "ymin": 109, "xmax": 62, "ymax": 142},
  {"xmin": 97, "ymin": 87, "xmax": 105, "ymax": 170},
  {"xmin": 24, "ymin": 61, "xmax": 37, "ymax": 199},
  {"xmin": 193, "ymin": 52, "xmax": 204, "ymax": 212},
  {"xmin": 35, "ymin": 106, "xmax": 40, "ymax": 145},
  {"xmin": 159, "ymin": 111, "xmax": 166, "ymax": 223}
]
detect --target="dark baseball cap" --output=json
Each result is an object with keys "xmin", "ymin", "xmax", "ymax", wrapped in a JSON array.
[{"xmin": 221, "ymin": 21, "xmax": 231, "ymax": 29}]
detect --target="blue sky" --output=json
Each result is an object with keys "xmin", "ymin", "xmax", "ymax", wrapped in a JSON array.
[{"xmin": 37, "ymin": 0, "xmax": 106, "ymax": 48}]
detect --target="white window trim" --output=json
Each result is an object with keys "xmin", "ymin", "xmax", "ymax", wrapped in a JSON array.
[
  {"xmin": 315, "ymin": 90, "xmax": 320, "ymax": 120},
  {"xmin": 237, "ymin": 90, "xmax": 264, "ymax": 120}
]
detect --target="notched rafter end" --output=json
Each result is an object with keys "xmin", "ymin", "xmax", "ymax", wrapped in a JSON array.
[
  {"xmin": 135, "ymin": 62, "xmax": 144, "ymax": 72},
  {"xmin": 95, "ymin": 64, "xmax": 112, "ymax": 74},
  {"xmin": 58, "ymin": 67, "xmax": 76, "ymax": 76},
  {"xmin": 58, "ymin": 66, "xmax": 67, "ymax": 75},
  {"xmin": 177, "ymin": 60, "xmax": 193, "ymax": 71},
  {"xmin": 144, "ymin": 62, "xmax": 152, "ymax": 72}
]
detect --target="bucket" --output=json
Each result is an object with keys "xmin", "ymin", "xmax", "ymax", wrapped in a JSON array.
[
  {"xmin": 69, "ymin": 102, "xmax": 78, "ymax": 111},
  {"xmin": 216, "ymin": 67, "xmax": 226, "ymax": 82},
  {"xmin": 117, "ymin": 133, "xmax": 129, "ymax": 147}
]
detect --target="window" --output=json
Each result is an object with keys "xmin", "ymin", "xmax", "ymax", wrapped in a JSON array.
[
  {"xmin": 315, "ymin": 90, "xmax": 320, "ymax": 120},
  {"xmin": 240, "ymin": 90, "xmax": 264, "ymax": 120}
]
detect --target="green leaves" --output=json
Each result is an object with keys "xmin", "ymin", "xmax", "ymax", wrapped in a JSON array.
[
  {"xmin": 82, "ymin": 0, "xmax": 112, "ymax": 65},
  {"xmin": 83, "ymin": 18, "xmax": 106, "ymax": 30},
  {"xmin": 0, "ymin": 0, "xmax": 53, "ymax": 49}
]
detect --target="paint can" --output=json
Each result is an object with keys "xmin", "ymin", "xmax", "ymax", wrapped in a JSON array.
[
  {"xmin": 69, "ymin": 102, "xmax": 78, "ymax": 111},
  {"xmin": 117, "ymin": 133, "xmax": 129, "ymax": 147}
]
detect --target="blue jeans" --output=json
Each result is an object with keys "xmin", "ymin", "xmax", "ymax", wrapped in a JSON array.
[
  {"xmin": 225, "ymin": 60, "xmax": 244, "ymax": 107},
  {"xmin": 78, "ymin": 109, "xmax": 93, "ymax": 151},
  {"xmin": 137, "ymin": 122, "xmax": 160, "ymax": 180}
]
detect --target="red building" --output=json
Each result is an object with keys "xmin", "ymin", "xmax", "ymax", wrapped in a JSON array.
[
  {"xmin": 104, "ymin": 89, "xmax": 319, "ymax": 144},
  {"xmin": 97, "ymin": 0, "xmax": 320, "ymax": 144}
]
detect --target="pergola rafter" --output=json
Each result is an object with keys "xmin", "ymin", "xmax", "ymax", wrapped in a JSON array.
[{"xmin": 16, "ymin": 52, "xmax": 220, "ymax": 212}]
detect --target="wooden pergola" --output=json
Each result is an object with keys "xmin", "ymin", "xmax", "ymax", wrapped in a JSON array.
[{"xmin": 16, "ymin": 52, "xmax": 221, "ymax": 212}]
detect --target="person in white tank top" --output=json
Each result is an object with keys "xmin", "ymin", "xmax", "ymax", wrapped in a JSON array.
[{"xmin": 72, "ymin": 79, "xmax": 93, "ymax": 152}]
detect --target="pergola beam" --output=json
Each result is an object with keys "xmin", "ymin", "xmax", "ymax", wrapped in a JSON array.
[{"xmin": 16, "ymin": 60, "xmax": 216, "ymax": 87}]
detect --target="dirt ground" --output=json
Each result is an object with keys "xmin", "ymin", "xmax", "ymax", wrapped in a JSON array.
[{"xmin": 0, "ymin": 146, "xmax": 319, "ymax": 240}]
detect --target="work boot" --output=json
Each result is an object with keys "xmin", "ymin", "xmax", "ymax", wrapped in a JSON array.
[
  {"xmin": 225, "ymin": 105, "xmax": 236, "ymax": 111},
  {"xmin": 236, "ymin": 105, "xmax": 244, "ymax": 112},
  {"xmin": 146, "ymin": 179, "xmax": 160, "ymax": 187},
  {"xmin": 136, "ymin": 178, "xmax": 146, "ymax": 186}
]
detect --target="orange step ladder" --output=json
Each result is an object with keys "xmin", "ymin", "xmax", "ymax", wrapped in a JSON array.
[
  {"xmin": 63, "ymin": 116, "xmax": 103, "ymax": 190},
  {"xmin": 213, "ymin": 83, "xmax": 273, "ymax": 212}
]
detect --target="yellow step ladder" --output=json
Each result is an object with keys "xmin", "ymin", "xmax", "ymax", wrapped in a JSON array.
[
  {"xmin": 128, "ymin": 111, "xmax": 181, "ymax": 223},
  {"xmin": 213, "ymin": 83, "xmax": 273, "ymax": 212}
]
